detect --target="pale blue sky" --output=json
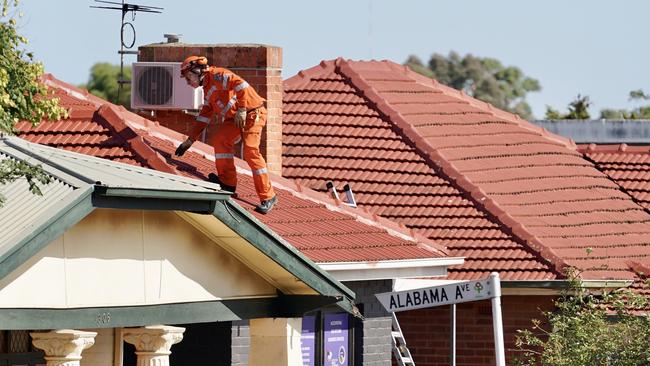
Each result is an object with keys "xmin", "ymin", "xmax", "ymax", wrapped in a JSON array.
[{"xmin": 16, "ymin": 0, "xmax": 650, "ymax": 119}]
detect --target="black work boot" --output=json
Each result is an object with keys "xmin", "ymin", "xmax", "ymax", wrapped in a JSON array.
[
  {"xmin": 208, "ymin": 173, "xmax": 236, "ymax": 194},
  {"xmin": 256, "ymin": 195, "xmax": 278, "ymax": 214}
]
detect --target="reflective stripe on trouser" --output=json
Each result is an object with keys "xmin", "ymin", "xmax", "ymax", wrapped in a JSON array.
[{"xmin": 210, "ymin": 107, "xmax": 275, "ymax": 201}]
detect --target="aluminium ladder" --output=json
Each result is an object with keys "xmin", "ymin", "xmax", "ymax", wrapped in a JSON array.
[{"xmin": 391, "ymin": 313, "xmax": 415, "ymax": 366}]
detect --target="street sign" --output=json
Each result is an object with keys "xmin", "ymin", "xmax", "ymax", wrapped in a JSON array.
[
  {"xmin": 377, "ymin": 273, "xmax": 505, "ymax": 366},
  {"xmin": 375, "ymin": 277, "xmax": 495, "ymax": 312}
]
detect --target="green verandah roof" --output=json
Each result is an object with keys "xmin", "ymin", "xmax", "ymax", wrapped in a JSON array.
[{"xmin": 0, "ymin": 136, "xmax": 357, "ymax": 329}]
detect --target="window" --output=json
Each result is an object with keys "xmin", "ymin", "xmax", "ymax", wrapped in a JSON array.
[{"xmin": 0, "ymin": 330, "xmax": 45, "ymax": 366}]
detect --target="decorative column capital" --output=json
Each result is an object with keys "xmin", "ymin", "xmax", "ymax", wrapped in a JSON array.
[
  {"xmin": 30, "ymin": 329, "xmax": 96, "ymax": 366},
  {"xmin": 123, "ymin": 325, "xmax": 184, "ymax": 354}
]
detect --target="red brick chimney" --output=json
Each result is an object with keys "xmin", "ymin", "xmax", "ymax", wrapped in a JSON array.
[{"xmin": 137, "ymin": 39, "xmax": 283, "ymax": 175}]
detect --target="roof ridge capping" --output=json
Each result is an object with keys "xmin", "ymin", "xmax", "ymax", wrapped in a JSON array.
[
  {"xmin": 335, "ymin": 58, "xmax": 568, "ymax": 276},
  {"xmin": 284, "ymin": 60, "xmax": 338, "ymax": 89},
  {"xmin": 579, "ymin": 143, "xmax": 650, "ymax": 154},
  {"xmin": 42, "ymin": 74, "xmax": 107, "ymax": 108}
]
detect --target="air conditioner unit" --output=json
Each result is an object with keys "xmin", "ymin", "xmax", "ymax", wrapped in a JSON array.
[{"xmin": 131, "ymin": 62, "xmax": 203, "ymax": 110}]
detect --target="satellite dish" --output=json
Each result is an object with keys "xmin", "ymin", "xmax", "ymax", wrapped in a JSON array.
[{"xmin": 136, "ymin": 66, "xmax": 173, "ymax": 105}]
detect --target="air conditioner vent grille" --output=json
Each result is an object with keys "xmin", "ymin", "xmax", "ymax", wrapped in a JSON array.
[{"xmin": 136, "ymin": 66, "xmax": 174, "ymax": 106}]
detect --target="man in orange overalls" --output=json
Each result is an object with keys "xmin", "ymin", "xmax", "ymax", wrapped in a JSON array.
[{"xmin": 174, "ymin": 56, "xmax": 277, "ymax": 214}]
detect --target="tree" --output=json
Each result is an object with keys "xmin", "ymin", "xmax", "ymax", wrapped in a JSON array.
[
  {"xmin": 0, "ymin": 0, "xmax": 66, "ymax": 205},
  {"xmin": 600, "ymin": 89, "xmax": 650, "ymax": 120},
  {"xmin": 80, "ymin": 63, "xmax": 131, "ymax": 108},
  {"xmin": 405, "ymin": 52, "xmax": 541, "ymax": 120},
  {"xmin": 514, "ymin": 268, "xmax": 650, "ymax": 366},
  {"xmin": 544, "ymin": 94, "xmax": 592, "ymax": 120}
]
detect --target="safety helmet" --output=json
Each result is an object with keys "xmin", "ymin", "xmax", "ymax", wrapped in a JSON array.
[{"xmin": 180, "ymin": 56, "xmax": 208, "ymax": 77}]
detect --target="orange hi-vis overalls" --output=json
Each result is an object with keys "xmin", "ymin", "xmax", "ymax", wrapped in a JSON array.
[{"xmin": 188, "ymin": 66, "xmax": 275, "ymax": 201}]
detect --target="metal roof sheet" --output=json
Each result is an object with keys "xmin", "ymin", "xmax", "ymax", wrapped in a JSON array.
[
  {"xmin": 0, "ymin": 150, "xmax": 77, "ymax": 254},
  {"xmin": 4, "ymin": 137, "xmax": 224, "ymax": 195}
]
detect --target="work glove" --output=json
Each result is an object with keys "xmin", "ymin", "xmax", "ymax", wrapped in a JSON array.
[
  {"xmin": 234, "ymin": 108, "xmax": 247, "ymax": 129},
  {"xmin": 174, "ymin": 137, "xmax": 194, "ymax": 157}
]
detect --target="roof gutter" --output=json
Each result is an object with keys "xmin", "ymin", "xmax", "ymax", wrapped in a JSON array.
[
  {"xmin": 500, "ymin": 279, "xmax": 634, "ymax": 295},
  {"xmin": 318, "ymin": 257, "xmax": 465, "ymax": 282}
]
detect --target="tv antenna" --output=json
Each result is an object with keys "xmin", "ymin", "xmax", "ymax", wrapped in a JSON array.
[{"xmin": 91, "ymin": 0, "xmax": 163, "ymax": 103}]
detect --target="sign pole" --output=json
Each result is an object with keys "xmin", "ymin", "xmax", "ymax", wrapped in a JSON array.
[
  {"xmin": 450, "ymin": 303, "xmax": 456, "ymax": 366},
  {"xmin": 490, "ymin": 272, "xmax": 505, "ymax": 366}
]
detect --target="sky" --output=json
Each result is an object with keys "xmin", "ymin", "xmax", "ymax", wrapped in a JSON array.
[{"xmin": 14, "ymin": 0, "xmax": 650, "ymax": 119}]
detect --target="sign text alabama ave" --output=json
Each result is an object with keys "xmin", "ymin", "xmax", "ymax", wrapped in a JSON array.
[{"xmin": 375, "ymin": 278, "xmax": 496, "ymax": 312}]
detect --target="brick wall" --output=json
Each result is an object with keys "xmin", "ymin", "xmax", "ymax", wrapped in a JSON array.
[
  {"xmin": 396, "ymin": 295, "xmax": 555, "ymax": 366},
  {"xmin": 137, "ymin": 43, "xmax": 283, "ymax": 175},
  {"xmin": 345, "ymin": 280, "xmax": 394, "ymax": 366},
  {"xmin": 231, "ymin": 320, "xmax": 250, "ymax": 366}
]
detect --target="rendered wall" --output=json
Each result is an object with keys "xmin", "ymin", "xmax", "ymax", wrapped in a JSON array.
[
  {"xmin": 80, "ymin": 328, "xmax": 113, "ymax": 366},
  {"xmin": 0, "ymin": 209, "xmax": 276, "ymax": 308}
]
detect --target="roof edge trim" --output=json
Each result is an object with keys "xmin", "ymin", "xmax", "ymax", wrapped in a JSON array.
[
  {"xmin": 95, "ymin": 186, "xmax": 230, "ymax": 201},
  {"xmin": 501, "ymin": 279, "xmax": 633, "ymax": 289},
  {"xmin": 318, "ymin": 257, "xmax": 464, "ymax": 281},
  {"xmin": 318, "ymin": 257, "xmax": 464, "ymax": 271}
]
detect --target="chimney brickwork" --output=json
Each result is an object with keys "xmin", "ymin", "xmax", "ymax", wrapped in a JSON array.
[{"xmin": 137, "ymin": 43, "xmax": 283, "ymax": 175}]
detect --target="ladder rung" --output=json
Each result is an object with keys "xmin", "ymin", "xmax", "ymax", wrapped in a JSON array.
[{"xmin": 392, "ymin": 331, "xmax": 404, "ymax": 338}]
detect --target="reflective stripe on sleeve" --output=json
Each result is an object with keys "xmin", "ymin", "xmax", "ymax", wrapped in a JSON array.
[
  {"xmin": 220, "ymin": 95, "xmax": 238, "ymax": 119},
  {"xmin": 214, "ymin": 153, "xmax": 234, "ymax": 159},
  {"xmin": 253, "ymin": 168, "xmax": 268, "ymax": 175},
  {"xmin": 222, "ymin": 74, "xmax": 230, "ymax": 89},
  {"xmin": 224, "ymin": 95, "xmax": 238, "ymax": 110},
  {"xmin": 204, "ymin": 86, "xmax": 216, "ymax": 103},
  {"xmin": 196, "ymin": 115, "xmax": 210, "ymax": 124},
  {"xmin": 234, "ymin": 81, "xmax": 249, "ymax": 92}
]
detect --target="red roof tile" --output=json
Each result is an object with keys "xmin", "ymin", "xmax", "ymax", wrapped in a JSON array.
[
  {"xmin": 283, "ymin": 58, "xmax": 650, "ymax": 282},
  {"xmin": 580, "ymin": 144, "xmax": 650, "ymax": 210},
  {"xmin": 16, "ymin": 74, "xmax": 448, "ymax": 266}
]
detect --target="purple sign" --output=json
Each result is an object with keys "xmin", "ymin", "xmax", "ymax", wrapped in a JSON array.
[
  {"xmin": 301, "ymin": 316, "xmax": 316, "ymax": 366},
  {"xmin": 323, "ymin": 313, "xmax": 349, "ymax": 366}
]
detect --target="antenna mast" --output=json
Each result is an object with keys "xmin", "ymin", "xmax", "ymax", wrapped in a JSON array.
[{"xmin": 91, "ymin": 0, "xmax": 163, "ymax": 102}]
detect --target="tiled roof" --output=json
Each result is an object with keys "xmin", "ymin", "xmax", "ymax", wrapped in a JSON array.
[
  {"xmin": 283, "ymin": 59, "xmax": 650, "ymax": 281},
  {"xmin": 579, "ymin": 144, "xmax": 650, "ymax": 210},
  {"xmin": 580, "ymin": 142, "xmax": 650, "ymax": 297},
  {"xmin": 15, "ymin": 74, "xmax": 447, "ymax": 265}
]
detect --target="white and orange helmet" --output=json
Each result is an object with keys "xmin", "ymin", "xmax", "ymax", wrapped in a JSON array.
[{"xmin": 180, "ymin": 55, "xmax": 208, "ymax": 77}]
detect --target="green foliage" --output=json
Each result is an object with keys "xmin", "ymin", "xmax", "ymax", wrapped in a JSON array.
[
  {"xmin": 80, "ymin": 63, "xmax": 131, "ymax": 108},
  {"xmin": 0, "ymin": 0, "xmax": 62, "ymax": 204},
  {"xmin": 566, "ymin": 95, "xmax": 591, "ymax": 119},
  {"xmin": 405, "ymin": 51, "xmax": 541, "ymax": 120},
  {"xmin": 544, "ymin": 106, "xmax": 563, "ymax": 120},
  {"xmin": 629, "ymin": 89, "xmax": 649, "ymax": 101},
  {"xmin": 514, "ymin": 268, "xmax": 650, "ymax": 366},
  {"xmin": 0, "ymin": 159, "xmax": 51, "ymax": 206},
  {"xmin": 599, "ymin": 89, "xmax": 650, "ymax": 120},
  {"xmin": 545, "ymin": 95, "xmax": 592, "ymax": 120}
]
